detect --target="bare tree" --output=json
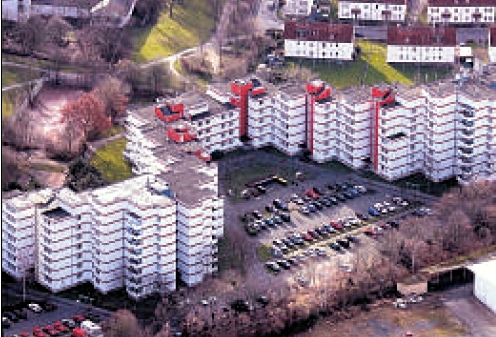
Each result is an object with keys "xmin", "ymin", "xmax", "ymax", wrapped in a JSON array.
[
  {"xmin": 13, "ymin": 15, "xmax": 46, "ymax": 55},
  {"xmin": 105, "ymin": 310, "xmax": 145, "ymax": 337},
  {"xmin": 146, "ymin": 64, "xmax": 171, "ymax": 97},
  {"xmin": 92, "ymin": 76, "xmax": 130, "ymax": 122}
]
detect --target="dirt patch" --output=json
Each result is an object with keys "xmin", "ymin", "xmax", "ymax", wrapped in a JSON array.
[{"xmin": 295, "ymin": 295, "xmax": 471, "ymax": 337}]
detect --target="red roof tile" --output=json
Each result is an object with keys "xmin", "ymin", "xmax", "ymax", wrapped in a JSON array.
[
  {"xmin": 283, "ymin": 21, "xmax": 354, "ymax": 43},
  {"xmin": 340, "ymin": 0, "xmax": 406, "ymax": 4},
  {"xmin": 387, "ymin": 26, "xmax": 457, "ymax": 46},
  {"xmin": 428, "ymin": 0, "xmax": 496, "ymax": 6},
  {"xmin": 491, "ymin": 27, "xmax": 496, "ymax": 47}
]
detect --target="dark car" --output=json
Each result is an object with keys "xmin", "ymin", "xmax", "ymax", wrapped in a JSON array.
[
  {"xmin": 265, "ymin": 204, "xmax": 275, "ymax": 213},
  {"xmin": 327, "ymin": 183, "xmax": 338, "ymax": 190},
  {"xmin": 282, "ymin": 238, "xmax": 295, "ymax": 249},
  {"xmin": 257, "ymin": 220, "xmax": 267, "ymax": 230},
  {"xmin": 266, "ymin": 261, "xmax": 281, "ymax": 272},
  {"xmin": 302, "ymin": 195, "xmax": 312, "ymax": 202},
  {"xmin": 368, "ymin": 207, "xmax": 380, "ymax": 217},
  {"xmin": 280, "ymin": 212, "xmax": 291, "ymax": 222},
  {"xmin": 320, "ymin": 198, "xmax": 332, "ymax": 207},
  {"xmin": 61, "ymin": 319, "xmax": 76, "ymax": 329},
  {"xmin": 287, "ymin": 257, "xmax": 298, "ymax": 265},
  {"xmin": 346, "ymin": 235, "xmax": 359, "ymax": 243},
  {"xmin": 348, "ymin": 188, "xmax": 360, "ymax": 197},
  {"xmin": 343, "ymin": 190, "xmax": 354, "ymax": 199},
  {"xmin": 328, "ymin": 196, "xmax": 339, "ymax": 204},
  {"xmin": 273, "ymin": 199, "xmax": 289, "ymax": 211},
  {"xmin": 336, "ymin": 193, "xmax": 347, "ymax": 202},
  {"xmin": 337, "ymin": 239, "xmax": 350, "ymax": 248},
  {"xmin": 314, "ymin": 227, "xmax": 328, "ymax": 237},
  {"xmin": 252, "ymin": 210, "xmax": 263, "ymax": 220},
  {"xmin": 245, "ymin": 223, "xmax": 258, "ymax": 236},
  {"xmin": 273, "ymin": 216, "xmax": 283, "ymax": 224},
  {"xmin": 255, "ymin": 185, "xmax": 266, "ymax": 194},
  {"xmin": 329, "ymin": 242, "xmax": 341, "ymax": 251},
  {"xmin": 256, "ymin": 296, "xmax": 270, "ymax": 306},
  {"xmin": 4, "ymin": 312, "xmax": 19, "ymax": 323},
  {"xmin": 289, "ymin": 234, "xmax": 304, "ymax": 245},
  {"xmin": 307, "ymin": 203, "xmax": 317, "ymax": 212},
  {"xmin": 323, "ymin": 224, "xmax": 336, "ymax": 234},
  {"xmin": 276, "ymin": 259, "xmax": 291, "ymax": 269},
  {"xmin": 311, "ymin": 201, "xmax": 323, "ymax": 210},
  {"xmin": 356, "ymin": 212, "xmax": 370, "ymax": 221},
  {"xmin": 264, "ymin": 217, "xmax": 275, "ymax": 227},
  {"xmin": 387, "ymin": 220, "xmax": 400, "ymax": 229},
  {"xmin": 2, "ymin": 317, "xmax": 11, "ymax": 329},
  {"xmin": 313, "ymin": 187, "xmax": 324, "ymax": 195},
  {"xmin": 308, "ymin": 230, "xmax": 320, "ymax": 240}
]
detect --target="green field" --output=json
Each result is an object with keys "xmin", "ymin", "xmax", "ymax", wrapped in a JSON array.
[
  {"xmin": 2, "ymin": 65, "xmax": 43, "ymax": 88},
  {"xmin": 2, "ymin": 88, "xmax": 25, "ymax": 117},
  {"xmin": 132, "ymin": 0, "xmax": 221, "ymax": 63},
  {"xmin": 294, "ymin": 41, "xmax": 452, "ymax": 89},
  {"xmin": 90, "ymin": 138, "xmax": 132, "ymax": 183}
]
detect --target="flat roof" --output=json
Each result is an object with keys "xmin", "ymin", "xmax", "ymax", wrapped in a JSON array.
[{"xmin": 42, "ymin": 206, "xmax": 71, "ymax": 220}]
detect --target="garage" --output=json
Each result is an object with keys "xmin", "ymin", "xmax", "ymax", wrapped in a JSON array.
[{"xmin": 468, "ymin": 259, "xmax": 496, "ymax": 314}]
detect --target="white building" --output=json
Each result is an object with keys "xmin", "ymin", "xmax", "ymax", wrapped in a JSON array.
[
  {"xmin": 468, "ymin": 259, "xmax": 496, "ymax": 314},
  {"xmin": 282, "ymin": 0, "xmax": 314, "ymax": 17},
  {"xmin": 338, "ymin": 0, "xmax": 407, "ymax": 22},
  {"xmin": 283, "ymin": 21, "xmax": 355, "ymax": 60},
  {"xmin": 386, "ymin": 26, "xmax": 457, "ymax": 63},
  {"xmin": 2, "ymin": 0, "xmax": 110, "ymax": 22},
  {"xmin": 427, "ymin": 0, "xmax": 495, "ymax": 25},
  {"xmin": 490, "ymin": 27, "xmax": 496, "ymax": 63}
]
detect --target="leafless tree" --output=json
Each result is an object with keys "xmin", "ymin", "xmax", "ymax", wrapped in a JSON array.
[
  {"xmin": 92, "ymin": 76, "xmax": 130, "ymax": 122},
  {"xmin": 13, "ymin": 15, "xmax": 46, "ymax": 55},
  {"xmin": 146, "ymin": 64, "xmax": 171, "ymax": 97}
]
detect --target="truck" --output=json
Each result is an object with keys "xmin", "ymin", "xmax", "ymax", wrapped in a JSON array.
[{"xmin": 80, "ymin": 320, "xmax": 103, "ymax": 337}]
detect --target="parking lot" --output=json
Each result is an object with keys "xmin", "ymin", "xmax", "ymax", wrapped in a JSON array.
[{"xmin": 2, "ymin": 288, "xmax": 110, "ymax": 337}]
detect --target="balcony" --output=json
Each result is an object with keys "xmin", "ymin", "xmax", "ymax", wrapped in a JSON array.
[
  {"xmin": 126, "ymin": 238, "xmax": 142, "ymax": 246},
  {"xmin": 459, "ymin": 128, "xmax": 474, "ymax": 137},
  {"xmin": 128, "ymin": 248, "xmax": 142, "ymax": 256},
  {"xmin": 458, "ymin": 155, "xmax": 474, "ymax": 165},
  {"xmin": 459, "ymin": 137, "xmax": 474, "ymax": 146},
  {"xmin": 128, "ymin": 257, "xmax": 142, "ymax": 265},
  {"xmin": 459, "ymin": 109, "xmax": 475, "ymax": 119},
  {"xmin": 126, "ymin": 227, "xmax": 142, "ymax": 237},
  {"xmin": 459, "ymin": 118, "xmax": 475, "ymax": 128},
  {"xmin": 127, "ymin": 277, "xmax": 142, "ymax": 285},
  {"xmin": 458, "ymin": 147, "xmax": 473, "ymax": 155},
  {"xmin": 128, "ymin": 266, "xmax": 142, "ymax": 275}
]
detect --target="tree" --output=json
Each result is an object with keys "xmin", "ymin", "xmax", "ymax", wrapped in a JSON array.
[
  {"xmin": 146, "ymin": 64, "xmax": 170, "ymax": 96},
  {"xmin": 13, "ymin": 15, "xmax": 46, "ymax": 55},
  {"xmin": 106, "ymin": 310, "xmax": 144, "ymax": 337},
  {"xmin": 92, "ymin": 27, "xmax": 131, "ymax": 65},
  {"xmin": 61, "ymin": 93, "xmax": 110, "ymax": 142},
  {"xmin": 92, "ymin": 76, "xmax": 130, "ymax": 122},
  {"xmin": 134, "ymin": 0, "xmax": 167, "ymax": 26},
  {"xmin": 114, "ymin": 59, "xmax": 141, "ymax": 94},
  {"xmin": 46, "ymin": 16, "xmax": 71, "ymax": 48}
]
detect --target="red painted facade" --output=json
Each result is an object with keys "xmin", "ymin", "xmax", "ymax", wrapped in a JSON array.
[
  {"xmin": 230, "ymin": 81, "xmax": 253, "ymax": 137},
  {"xmin": 306, "ymin": 81, "xmax": 332, "ymax": 153},
  {"xmin": 154, "ymin": 103, "xmax": 184, "ymax": 123},
  {"xmin": 371, "ymin": 87, "xmax": 395, "ymax": 171},
  {"xmin": 166, "ymin": 125, "xmax": 196, "ymax": 143}
]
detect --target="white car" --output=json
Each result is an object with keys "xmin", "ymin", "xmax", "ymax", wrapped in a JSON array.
[
  {"xmin": 401, "ymin": 200, "xmax": 409, "ymax": 207},
  {"xmin": 299, "ymin": 206, "xmax": 310, "ymax": 214},
  {"xmin": 355, "ymin": 185, "xmax": 367, "ymax": 193},
  {"xmin": 28, "ymin": 303, "xmax": 43, "ymax": 313},
  {"xmin": 388, "ymin": 206, "xmax": 396, "ymax": 212}
]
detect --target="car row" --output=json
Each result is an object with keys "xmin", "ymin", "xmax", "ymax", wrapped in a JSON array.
[
  {"xmin": 2, "ymin": 301, "xmax": 58, "ymax": 331},
  {"xmin": 368, "ymin": 196, "xmax": 411, "ymax": 217}
]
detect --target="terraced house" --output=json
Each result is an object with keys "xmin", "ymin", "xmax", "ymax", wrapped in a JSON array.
[
  {"xmin": 427, "ymin": 0, "xmax": 495, "ymax": 25},
  {"xmin": 338, "ymin": 0, "xmax": 407, "ymax": 22}
]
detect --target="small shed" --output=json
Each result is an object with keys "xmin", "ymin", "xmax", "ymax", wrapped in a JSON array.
[{"xmin": 467, "ymin": 259, "xmax": 496, "ymax": 314}]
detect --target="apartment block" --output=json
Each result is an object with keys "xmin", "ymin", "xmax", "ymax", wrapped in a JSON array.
[
  {"xmin": 427, "ymin": 0, "xmax": 495, "ymax": 25},
  {"xmin": 490, "ymin": 27, "xmax": 496, "ymax": 63},
  {"xmin": 386, "ymin": 26, "xmax": 457, "ymax": 63},
  {"xmin": 283, "ymin": 21, "xmax": 355, "ymax": 60},
  {"xmin": 283, "ymin": 0, "xmax": 314, "ymax": 16},
  {"xmin": 338, "ymin": 0, "xmax": 407, "ymax": 22}
]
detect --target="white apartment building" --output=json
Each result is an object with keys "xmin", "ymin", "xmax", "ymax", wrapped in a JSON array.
[
  {"xmin": 386, "ymin": 26, "xmax": 457, "ymax": 63},
  {"xmin": 283, "ymin": 0, "xmax": 314, "ymax": 16},
  {"xmin": 490, "ymin": 27, "xmax": 496, "ymax": 63},
  {"xmin": 283, "ymin": 21, "xmax": 355, "ymax": 60},
  {"xmin": 1, "ymin": 0, "xmax": 110, "ymax": 21},
  {"xmin": 338, "ymin": 0, "xmax": 407, "ymax": 22},
  {"xmin": 427, "ymin": 0, "xmax": 495, "ymax": 25}
]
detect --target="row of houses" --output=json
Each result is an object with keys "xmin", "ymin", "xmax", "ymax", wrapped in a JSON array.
[
  {"xmin": 283, "ymin": 0, "xmax": 495, "ymax": 25},
  {"xmin": 283, "ymin": 21, "xmax": 496, "ymax": 64}
]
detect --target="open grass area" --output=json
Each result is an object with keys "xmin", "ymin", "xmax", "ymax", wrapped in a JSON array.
[
  {"xmin": 2, "ymin": 54, "xmax": 88, "ymax": 73},
  {"xmin": 2, "ymin": 65, "xmax": 43, "ymax": 88},
  {"xmin": 2, "ymin": 87, "xmax": 25, "ymax": 117},
  {"xmin": 131, "ymin": 0, "xmax": 222, "ymax": 63},
  {"xmin": 256, "ymin": 244, "xmax": 272, "ymax": 262},
  {"xmin": 30, "ymin": 163, "xmax": 66, "ymax": 173},
  {"xmin": 90, "ymin": 138, "xmax": 132, "ymax": 183},
  {"xmin": 293, "ymin": 41, "xmax": 452, "ymax": 89}
]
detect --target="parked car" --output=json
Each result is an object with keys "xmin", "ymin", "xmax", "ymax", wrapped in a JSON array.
[
  {"xmin": 28, "ymin": 303, "xmax": 43, "ymax": 313},
  {"xmin": 244, "ymin": 223, "xmax": 258, "ymax": 236},
  {"xmin": 364, "ymin": 228, "xmax": 377, "ymax": 236},
  {"xmin": 294, "ymin": 197, "xmax": 305, "ymax": 205},
  {"xmin": 4, "ymin": 312, "xmax": 19, "ymax": 323},
  {"xmin": 289, "ymin": 234, "xmax": 304, "ymax": 245},
  {"xmin": 307, "ymin": 203, "xmax": 317, "ymax": 212},
  {"xmin": 270, "ymin": 246, "xmax": 283, "ymax": 258},
  {"xmin": 255, "ymin": 185, "xmax": 266, "ymax": 194},
  {"xmin": 42, "ymin": 325, "xmax": 59, "ymax": 336},
  {"xmin": 314, "ymin": 227, "xmax": 328, "ymax": 237},
  {"xmin": 323, "ymin": 224, "xmax": 336, "ymax": 234},
  {"xmin": 32, "ymin": 327, "xmax": 46, "ymax": 337},
  {"xmin": 344, "ymin": 190, "xmax": 354, "ymax": 199},
  {"xmin": 356, "ymin": 212, "xmax": 370, "ymax": 221},
  {"xmin": 305, "ymin": 189, "xmax": 319, "ymax": 199},
  {"xmin": 313, "ymin": 187, "xmax": 324, "ymax": 195},
  {"xmin": 256, "ymin": 220, "xmax": 267, "ymax": 230},
  {"xmin": 355, "ymin": 185, "xmax": 367, "ymax": 193},
  {"xmin": 252, "ymin": 210, "xmax": 263, "ymax": 220},
  {"xmin": 346, "ymin": 235, "xmax": 359, "ymax": 243},
  {"xmin": 328, "ymin": 196, "xmax": 338, "ymax": 204},
  {"xmin": 276, "ymin": 259, "xmax": 291, "ymax": 269},
  {"xmin": 61, "ymin": 319, "xmax": 76, "ymax": 329},
  {"xmin": 71, "ymin": 315, "xmax": 85, "ymax": 324},
  {"xmin": 307, "ymin": 230, "xmax": 320, "ymax": 240},
  {"xmin": 2, "ymin": 317, "xmax": 11, "ymax": 329},
  {"xmin": 273, "ymin": 240, "xmax": 288, "ymax": 253},
  {"xmin": 329, "ymin": 242, "xmax": 341, "ymax": 251},
  {"xmin": 348, "ymin": 188, "xmax": 360, "ymax": 197},
  {"xmin": 230, "ymin": 299, "xmax": 252, "ymax": 312},
  {"xmin": 368, "ymin": 207, "xmax": 380, "ymax": 217},
  {"xmin": 299, "ymin": 205, "xmax": 310, "ymax": 215},
  {"xmin": 336, "ymin": 193, "xmax": 346, "ymax": 201},
  {"xmin": 320, "ymin": 198, "xmax": 332, "ymax": 207},
  {"xmin": 265, "ymin": 261, "xmax": 280, "ymax": 272},
  {"xmin": 265, "ymin": 204, "xmax": 274, "ymax": 213},
  {"xmin": 282, "ymin": 238, "xmax": 295, "ymax": 249},
  {"xmin": 264, "ymin": 217, "xmax": 275, "ymax": 227},
  {"xmin": 337, "ymin": 239, "xmax": 350, "ymax": 248},
  {"xmin": 301, "ymin": 232, "xmax": 313, "ymax": 242},
  {"xmin": 312, "ymin": 201, "xmax": 323, "ymax": 210},
  {"xmin": 256, "ymin": 296, "xmax": 270, "ymax": 306},
  {"xmin": 387, "ymin": 220, "xmax": 400, "ymax": 229},
  {"xmin": 330, "ymin": 220, "xmax": 343, "ymax": 230},
  {"xmin": 272, "ymin": 216, "xmax": 283, "ymax": 224},
  {"xmin": 273, "ymin": 199, "xmax": 288, "ymax": 211},
  {"xmin": 279, "ymin": 212, "xmax": 291, "ymax": 222}
]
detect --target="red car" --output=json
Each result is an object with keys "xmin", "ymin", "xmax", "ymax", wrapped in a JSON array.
[
  {"xmin": 330, "ymin": 221, "xmax": 343, "ymax": 230},
  {"xmin": 42, "ymin": 325, "xmax": 59, "ymax": 336},
  {"xmin": 20, "ymin": 332, "xmax": 30, "ymax": 337},
  {"xmin": 72, "ymin": 315, "xmax": 85, "ymax": 323},
  {"xmin": 33, "ymin": 327, "xmax": 47, "ymax": 337},
  {"xmin": 305, "ymin": 189, "xmax": 319, "ymax": 199},
  {"xmin": 300, "ymin": 232, "xmax": 313, "ymax": 242},
  {"xmin": 379, "ymin": 222, "xmax": 391, "ymax": 230},
  {"xmin": 53, "ymin": 321, "xmax": 68, "ymax": 333},
  {"xmin": 364, "ymin": 228, "xmax": 377, "ymax": 236}
]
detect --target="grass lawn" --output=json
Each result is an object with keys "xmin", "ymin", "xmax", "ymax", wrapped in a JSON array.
[
  {"xmin": 256, "ymin": 244, "xmax": 272, "ymax": 262},
  {"xmin": 30, "ymin": 163, "xmax": 66, "ymax": 173},
  {"xmin": 131, "ymin": 0, "xmax": 222, "ymax": 63},
  {"xmin": 90, "ymin": 138, "xmax": 132, "ymax": 183},
  {"xmin": 293, "ymin": 41, "xmax": 452, "ymax": 89},
  {"xmin": 2, "ymin": 65, "xmax": 43, "ymax": 88},
  {"xmin": 2, "ymin": 88, "xmax": 25, "ymax": 117}
]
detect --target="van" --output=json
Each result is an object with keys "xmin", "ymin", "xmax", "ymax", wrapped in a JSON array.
[{"xmin": 80, "ymin": 320, "xmax": 103, "ymax": 337}]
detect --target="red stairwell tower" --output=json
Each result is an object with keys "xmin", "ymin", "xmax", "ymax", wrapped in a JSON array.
[
  {"xmin": 230, "ymin": 80, "xmax": 253, "ymax": 139},
  {"xmin": 306, "ymin": 80, "xmax": 332, "ymax": 154},
  {"xmin": 371, "ymin": 87, "xmax": 395, "ymax": 171}
]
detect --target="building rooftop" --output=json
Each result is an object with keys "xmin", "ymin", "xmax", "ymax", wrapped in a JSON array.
[
  {"xmin": 334, "ymin": 86, "xmax": 371, "ymax": 105},
  {"xmin": 42, "ymin": 206, "xmax": 72, "ymax": 220},
  {"xmin": 276, "ymin": 82, "xmax": 307, "ymax": 97},
  {"xmin": 387, "ymin": 26, "xmax": 456, "ymax": 46},
  {"xmin": 340, "ymin": 0, "xmax": 406, "ymax": 3},
  {"xmin": 283, "ymin": 21, "xmax": 354, "ymax": 43},
  {"xmin": 428, "ymin": 0, "xmax": 496, "ymax": 6}
]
